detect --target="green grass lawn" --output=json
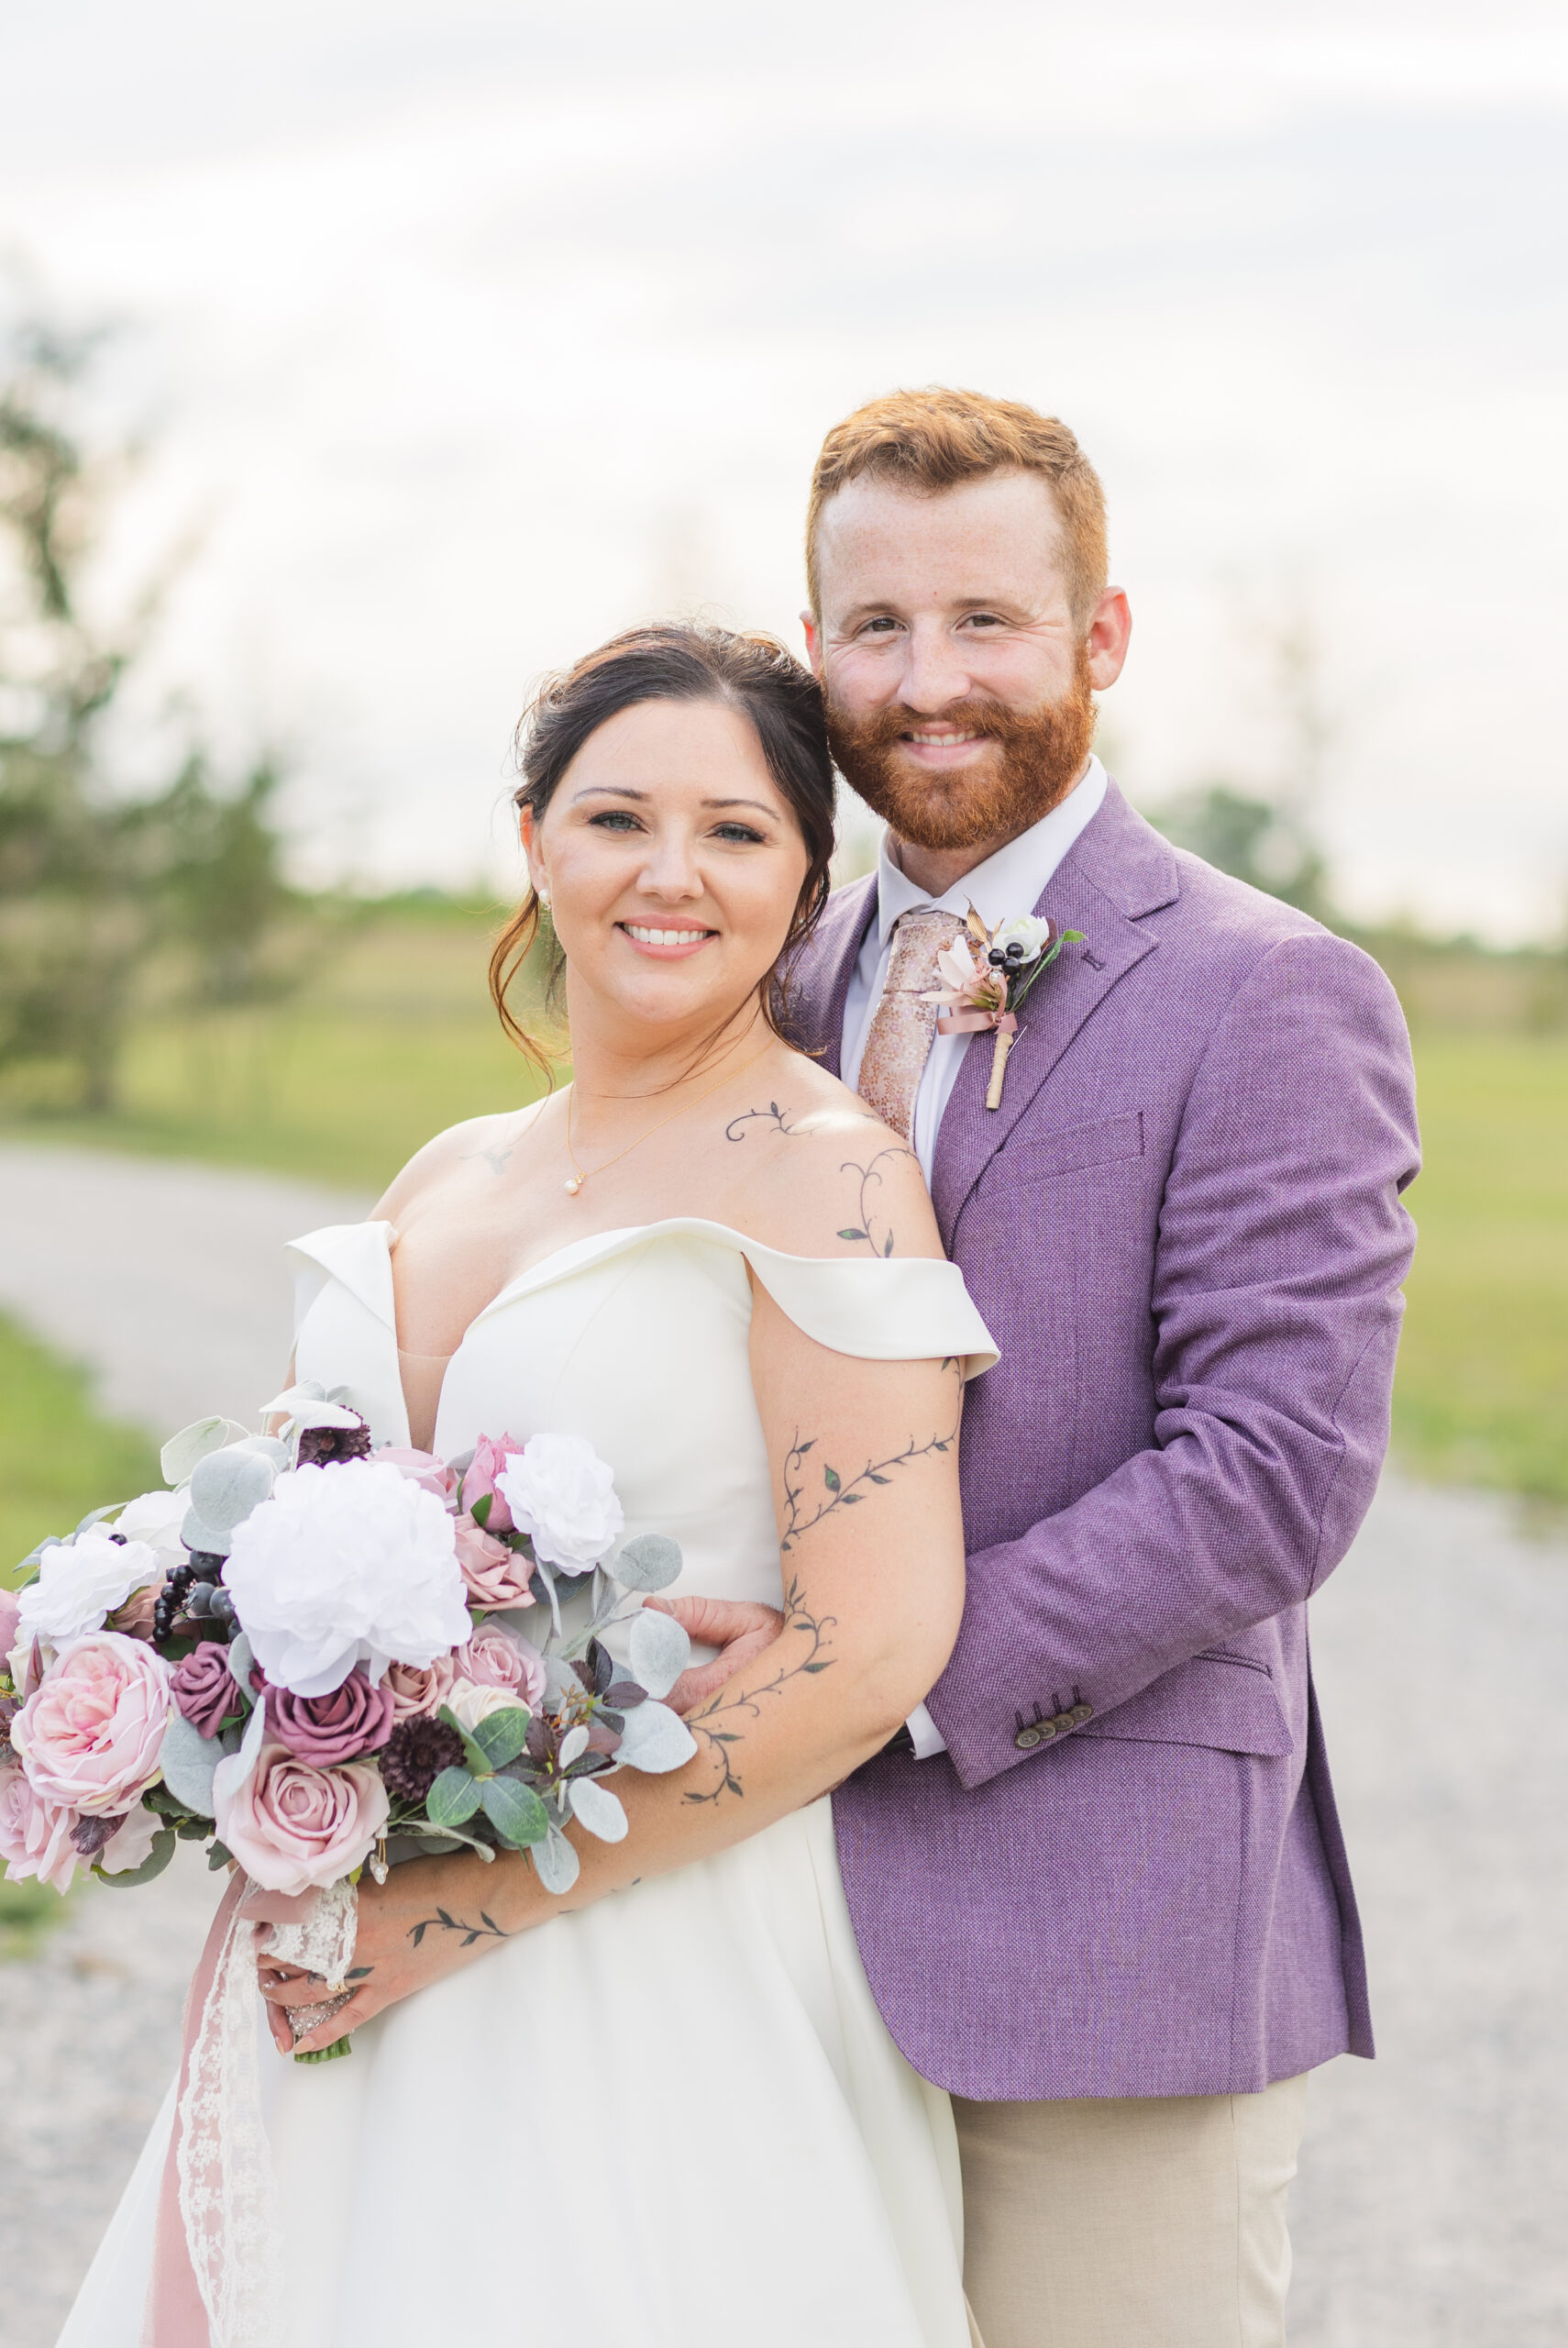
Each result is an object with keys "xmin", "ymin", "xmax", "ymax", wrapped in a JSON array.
[{"xmin": 1393, "ymin": 1036, "xmax": 1568, "ymax": 1502}]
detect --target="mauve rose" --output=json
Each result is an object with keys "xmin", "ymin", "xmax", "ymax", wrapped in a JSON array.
[
  {"xmin": 267, "ymin": 1668, "xmax": 394, "ymax": 1765},
  {"xmin": 375, "ymin": 1446, "xmax": 459, "ymax": 1504},
  {"xmin": 455, "ymin": 1620, "xmax": 546, "ymax": 1710},
  {"xmin": 11, "ymin": 1634, "xmax": 172, "ymax": 1816},
  {"xmin": 214, "ymin": 1741, "xmax": 389, "ymax": 1894},
  {"xmin": 460, "ymin": 1434, "xmax": 526, "ymax": 1534},
  {"xmin": 108, "ymin": 1581, "xmax": 162, "ymax": 1642},
  {"xmin": 0, "ymin": 1760, "xmax": 78, "ymax": 1891},
  {"xmin": 171, "ymin": 1642, "xmax": 241, "ymax": 1738},
  {"xmin": 384, "ymin": 1652, "xmax": 458, "ymax": 1722},
  {"xmin": 453, "ymin": 1514, "xmax": 536, "ymax": 1611}
]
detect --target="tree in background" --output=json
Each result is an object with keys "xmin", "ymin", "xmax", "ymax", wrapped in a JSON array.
[{"xmin": 0, "ymin": 306, "xmax": 325, "ymax": 1110}]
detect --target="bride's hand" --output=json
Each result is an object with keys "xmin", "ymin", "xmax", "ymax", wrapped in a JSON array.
[
  {"xmin": 651, "ymin": 1594, "xmax": 785, "ymax": 1715},
  {"xmin": 255, "ymin": 1848, "xmax": 541, "ymax": 2056}
]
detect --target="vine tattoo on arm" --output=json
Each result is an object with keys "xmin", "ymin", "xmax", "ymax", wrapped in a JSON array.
[
  {"xmin": 779, "ymin": 1372, "xmax": 962, "ymax": 1554},
  {"xmin": 835, "ymin": 1144, "xmax": 919, "ymax": 1258},
  {"xmin": 683, "ymin": 1576, "xmax": 837, "ymax": 1805},
  {"xmin": 407, "ymin": 1908, "xmax": 514, "ymax": 1950}
]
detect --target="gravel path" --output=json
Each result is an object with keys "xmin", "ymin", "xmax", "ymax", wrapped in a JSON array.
[{"xmin": 0, "ymin": 1143, "xmax": 1563, "ymax": 2346}]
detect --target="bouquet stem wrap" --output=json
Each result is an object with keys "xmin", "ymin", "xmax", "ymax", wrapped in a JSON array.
[{"xmin": 145, "ymin": 1874, "xmax": 358, "ymax": 2348}]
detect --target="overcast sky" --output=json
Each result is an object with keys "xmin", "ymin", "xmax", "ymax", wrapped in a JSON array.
[{"xmin": 3, "ymin": 0, "xmax": 1565, "ymax": 936}]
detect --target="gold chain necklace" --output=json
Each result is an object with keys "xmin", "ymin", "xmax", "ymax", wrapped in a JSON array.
[{"xmin": 561, "ymin": 1038, "xmax": 774, "ymax": 1196}]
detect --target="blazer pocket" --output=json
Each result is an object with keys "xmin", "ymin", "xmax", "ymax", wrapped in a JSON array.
[
  {"xmin": 1005, "ymin": 1110, "xmax": 1144, "ymax": 1180},
  {"xmin": 1076, "ymin": 1652, "xmax": 1294, "ymax": 1757}
]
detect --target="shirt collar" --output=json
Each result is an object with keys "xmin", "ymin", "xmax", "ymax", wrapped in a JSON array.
[{"xmin": 873, "ymin": 755, "xmax": 1109, "ymax": 948}]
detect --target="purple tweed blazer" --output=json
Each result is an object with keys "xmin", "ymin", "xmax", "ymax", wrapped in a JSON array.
[{"xmin": 800, "ymin": 782, "xmax": 1419, "ymax": 2101}]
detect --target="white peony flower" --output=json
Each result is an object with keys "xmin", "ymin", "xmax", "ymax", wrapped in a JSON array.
[
  {"xmin": 446, "ymin": 1678, "xmax": 523, "ymax": 1733},
  {"xmin": 222, "ymin": 1460, "xmax": 471, "ymax": 1699},
  {"xmin": 991, "ymin": 914, "xmax": 1054, "ymax": 962},
  {"xmin": 497, "ymin": 1434, "xmax": 624, "ymax": 1575},
  {"xmin": 112, "ymin": 1488, "xmax": 189, "ymax": 1560},
  {"xmin": 17, "ymin": 1529, "xmax": 162, "ymax": 1649}
]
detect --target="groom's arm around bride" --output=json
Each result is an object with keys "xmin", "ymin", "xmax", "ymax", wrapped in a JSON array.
[{"xmin": 790, "ymin": 388, "xmax": 1420, "ymax": 2348}]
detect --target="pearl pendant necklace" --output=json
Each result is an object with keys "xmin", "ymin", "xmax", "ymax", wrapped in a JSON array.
[{"xmin": 563, "ymin": 1172, "xmax": 585, "ymax": 1196}]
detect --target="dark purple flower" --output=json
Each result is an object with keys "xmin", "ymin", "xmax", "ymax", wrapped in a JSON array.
[
  {"xmin": 296, "ymin": 1417, "xmax": 373, "ymax": 1468},
  {"xmin": 266, "ymin": 1669, "xmax": 394, "ymax": 1767},
  {"xmin": 381, "ymin": 1715, "xmax": 464, "ymax": 1802},
  {"xmin": 171, "ymin": 1642, "xmax": 241, "ymax": 1738}
]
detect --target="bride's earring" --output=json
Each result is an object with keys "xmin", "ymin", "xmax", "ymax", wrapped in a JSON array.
[{"xmin": 534, "ymin": 879, "xmax": 551, "ymax": 911}]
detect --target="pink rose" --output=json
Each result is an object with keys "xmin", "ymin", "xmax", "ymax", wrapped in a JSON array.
[
  {"xmin": 11, "ymin": 1634, "xmax": 172, "ymax": 1816},
  {"xmin": 374, "ymin": 1446, "xmax": 459, "ymax": 1504},
  {"xmin": 455, "ymin": 1619, "xmax": 546, "ymax": 1710},
  {"xmin": 383, "ymin": 1652, "xmax": 458, "ymax": 1722},
  {"xmin": 453, "ymin": 1514, "xmax": 536, "ymax": 1611},
  {"xmin": 171, "ymin": 1642, "xmax": 242, "ymax": 1737},
  {"xmin": 108, "ymin": 1581, "xmax": 162, "ymax": 1642},
  {"xmin": 215, "ymin": 1741, "xmax": 389, "ymax": 1894},
  {"xmin": 0, "ymin": 1760, "xmax": 79, "ymax": 1891},
  {"xmin": 461, "ymin": 1434, "xmax": 526, "ymax": 1534},
  {"xmin": 267, "ymin": 1668, "xmax": 394, "ymax": 1765}
]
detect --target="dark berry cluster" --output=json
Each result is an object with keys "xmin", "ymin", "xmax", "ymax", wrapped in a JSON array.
[
  {"xmin": 297, "ymin": 1418, "xmax": 373, "ymax": 1468},
  {"xmin": 152, "ymin": 1553, "xmax": 237, "ymax": 1645}
]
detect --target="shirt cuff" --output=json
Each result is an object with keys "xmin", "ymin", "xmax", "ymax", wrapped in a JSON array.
[{"xmin": 905, "ymin": 1700, "xmax": 949, "ymax": 1760}]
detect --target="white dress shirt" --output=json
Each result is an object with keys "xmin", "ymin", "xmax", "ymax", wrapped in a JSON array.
[{"xmin": 840, "ymin": 755, "xmax": 1109, "ymax": 1756}]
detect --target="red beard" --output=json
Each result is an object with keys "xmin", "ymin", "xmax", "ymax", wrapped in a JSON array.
[{"xmin": 825, "ymin": 647, "xmax": 1097, "ymax": 852}]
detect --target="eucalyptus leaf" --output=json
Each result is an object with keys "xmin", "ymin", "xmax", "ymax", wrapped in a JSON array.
[
  {"xmin": 189, "ymin": 1445, "xmax": 277, "ymax": 1535},
  {"xmin": 613, "ymin": 1699, "xmax": 698, "ymax": 1774},
  {"xmin": 568, "ymin": 1777, "xmax": 628, "ymax": 1843},
  {"xmin": 469, "ymin": 1706, "xmax": 531, "ymax": 1771},
  {"xmin": 160, "ymin": 1418, "xmax": 249, "ymax": 1487},
  {"xmin": 71, "ymin": 1502, "xmax": 129, "ymax": 1537},
  {"xmin": 94, "ymin": 1827, "xmax": 176, "ymax": 1888},
  {"xmin": 181, "ymin": 1507, "xmax": 233, "ymax": 1558},
  {"xmin": 479, "ymin": 1776, "xmax": 550, "ymax": 1847},
  {"xmin": 628, "ymin": 1606, "xmax": 690, "ymax": 1700},
  {"xmin": 157, "ymin": 1711, "xmax": 225, "ymax": 1817},
  {"xmin": 533, "ymin": 1828, "xmax": 580, "ymax": 1895},
  {"xmin": 613, "ymin": 1533, "xmax": 683, "ymax": 1593},
  {"xmin": 425, "ymin": 1767, "xmax": 483, "ymax": 1829}
]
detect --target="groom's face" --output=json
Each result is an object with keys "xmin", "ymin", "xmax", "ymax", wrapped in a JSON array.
[{"xmin": 803, "ymin": 470, "xmax": 1129, "ymax": 856}]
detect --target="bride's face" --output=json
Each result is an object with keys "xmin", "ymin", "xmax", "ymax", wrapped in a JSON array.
[{"xmin": 523, "ymin": 695, "xmax": 811, "ymax": 1039}]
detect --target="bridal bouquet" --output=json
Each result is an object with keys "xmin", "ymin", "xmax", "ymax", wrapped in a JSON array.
[{"xmin": 0, "ymin": 1385, "xmax": 697, "ymax": 1929}]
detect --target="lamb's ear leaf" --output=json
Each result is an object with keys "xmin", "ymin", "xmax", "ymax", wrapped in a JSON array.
[
  {"xmin": 613, "ymin": 1533, "xmax": 682, "ymax": 1593},
  {"xmin": 425, "ymin": 1767, "xmax": 483, "ymax": 1829},
  {"xmin": 628, "ymin": 1607, "xmax": 690, "ymax": 1700},
  {"xmin": 613, "ymin": 1699, "xmax": 698, "ymax": 1774},
  {"xmin": 478, "ymin": 1776, "xmax": 550, "ymax": 1848},
  {"xmin": 160, "ymin": 1419, "xmax": 249, "ymax": 1486},
  {"xmin": 568, "ymin": 1778, "xmax": 628, "ymax": 1843},
  {"xmin": 532, "ymin": 1827, "xmax": 580, "ymax": 1894}
]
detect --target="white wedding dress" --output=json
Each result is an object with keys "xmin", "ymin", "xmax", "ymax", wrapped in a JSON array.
[{"xmin": 62, "ymin": 1216, "xmax": 997, "ymax": 2348}]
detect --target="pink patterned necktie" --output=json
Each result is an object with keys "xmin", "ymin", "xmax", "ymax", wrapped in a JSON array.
[{"xmin": 856, "ymin": 909, "xmax": 965, "ymax": 1142}]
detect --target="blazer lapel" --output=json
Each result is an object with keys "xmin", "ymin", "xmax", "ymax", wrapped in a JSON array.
[
  {"xmin": 930, "ymin": 785, "xmax": 1179, "ymax": 1248},
  {"xmin": 793, "ymin": 875, "xmax": 877, "ymax": 1080}
]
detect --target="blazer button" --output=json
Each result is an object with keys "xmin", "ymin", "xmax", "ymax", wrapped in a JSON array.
[
  {"xmin": 1014, "ymin": 1726, "xmax": 1043, "ymax": 1750},
  {"xmin": 1071, "ymin": 1703, "xmax": 1094, "ymax": 1725}
]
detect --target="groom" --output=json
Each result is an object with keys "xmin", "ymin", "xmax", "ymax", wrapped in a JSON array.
[{"xmin": 787, "ymin": 389, "xmax": 1419, "ymax": 2346}]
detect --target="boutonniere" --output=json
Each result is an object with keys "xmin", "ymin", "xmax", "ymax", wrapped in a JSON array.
[{"xmin": 924, "ymin": 905, "xmax": 1085, "ymax": 1111}]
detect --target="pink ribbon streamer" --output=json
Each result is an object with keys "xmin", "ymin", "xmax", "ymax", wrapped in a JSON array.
[{"xmin": 935, "ymin": 1009, "xmax": 1017, "ymax": 1036}]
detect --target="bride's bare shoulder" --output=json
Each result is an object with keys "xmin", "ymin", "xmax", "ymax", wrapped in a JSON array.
[
  {"xmin": 371, "ymin": 1099, "xmax": 552, "ymax": 1222},
  {"xmin": 726, "ymin": 1054, "xmax": 942, "ymax": 1264}
]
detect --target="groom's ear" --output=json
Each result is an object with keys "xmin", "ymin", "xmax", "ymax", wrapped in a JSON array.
[{"xmin": 800, "ymin": 610, "xmax": 824, "ymax": 679}]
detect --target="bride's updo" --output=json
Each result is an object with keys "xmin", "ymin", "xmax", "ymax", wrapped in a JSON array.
[{"xmin": 490, "ymin": 624, "xmax": 836, "ymax": 1072}]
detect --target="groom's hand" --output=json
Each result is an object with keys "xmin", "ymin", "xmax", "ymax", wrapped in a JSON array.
[{"xmin": 650, "ymin": 1594, "xmax": 786, "ymax": 1715}]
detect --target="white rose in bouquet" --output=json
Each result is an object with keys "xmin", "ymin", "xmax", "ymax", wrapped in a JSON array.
[
  {"xmin": 223, "ymin": 1460, "xmax": 470, "ymax": 1698},
  {"xmin": 16, "ymin": 1529, "xmax": 162, "ymax": 1651},
  {"xmin": 497, "ymin": 1433, "xmax": 624, "ymax": 1574}
]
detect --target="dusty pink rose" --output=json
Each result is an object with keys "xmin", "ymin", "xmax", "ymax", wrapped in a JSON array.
[
  {"xmin": 214, "ymin": 1741, "xmax": 389, "ymax": 1894},
  {"xmin": 11, "ymin": 1634, "xmax": 172, "ymax": 1815},
  {"xmin": 374, "ymin": 1446, "xmax": 459, "ymax": 1504},
  {"xmin": 453, "ymin": 1514, "xmax": 536, "ymax": 1611},
  {"xmin": 267, "ymin": 1667, "xmax": 394, "ymax": 1765},
  {"xmin": 171, "ymin": 1641, "xmax": 242, "ymax": 1737},
  {"xmin": 383, "ymin": 1652, "xmax": 458, "ymax": 1722},
  {"xmin": 454, "ymin": 1619, "xmax": 546, "ymax": 1710},
  {"xmin": 107, "ymin": 1581, "xmax": 162, "ymax": 1641},
  {"xmin": 460, "ymin": 1434, "xmax": 526, "ymax": 1534},
  {"xmin": 0, "ymin": 1760, "xmax": 78, "ymax": 1890}
]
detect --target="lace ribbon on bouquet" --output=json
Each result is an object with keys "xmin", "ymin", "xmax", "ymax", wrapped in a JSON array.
[{"xmin": 144, "ymin": 1874, "xmax": 359, "ymax": 2348}]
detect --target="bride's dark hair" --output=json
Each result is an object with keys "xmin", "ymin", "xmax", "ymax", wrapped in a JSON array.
[{"xmin": 490, "ymin": 624, "xmax": 836, "ymax": 1078}]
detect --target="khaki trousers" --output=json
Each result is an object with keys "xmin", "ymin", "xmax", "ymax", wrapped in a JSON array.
[{"xmin": 954, "ymin": 2073, "xmax": 1310, "ymax": 2348}]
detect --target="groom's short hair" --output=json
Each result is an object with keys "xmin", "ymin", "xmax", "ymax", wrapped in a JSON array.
[{"xmin": 806, "ymin": 386, "xmax": 1107, "ymax": 626}]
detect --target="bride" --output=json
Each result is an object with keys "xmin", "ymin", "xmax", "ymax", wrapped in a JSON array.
[{"xmin": 62, "ymin": 624, "xmax": 997, "ymax": 2348}]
